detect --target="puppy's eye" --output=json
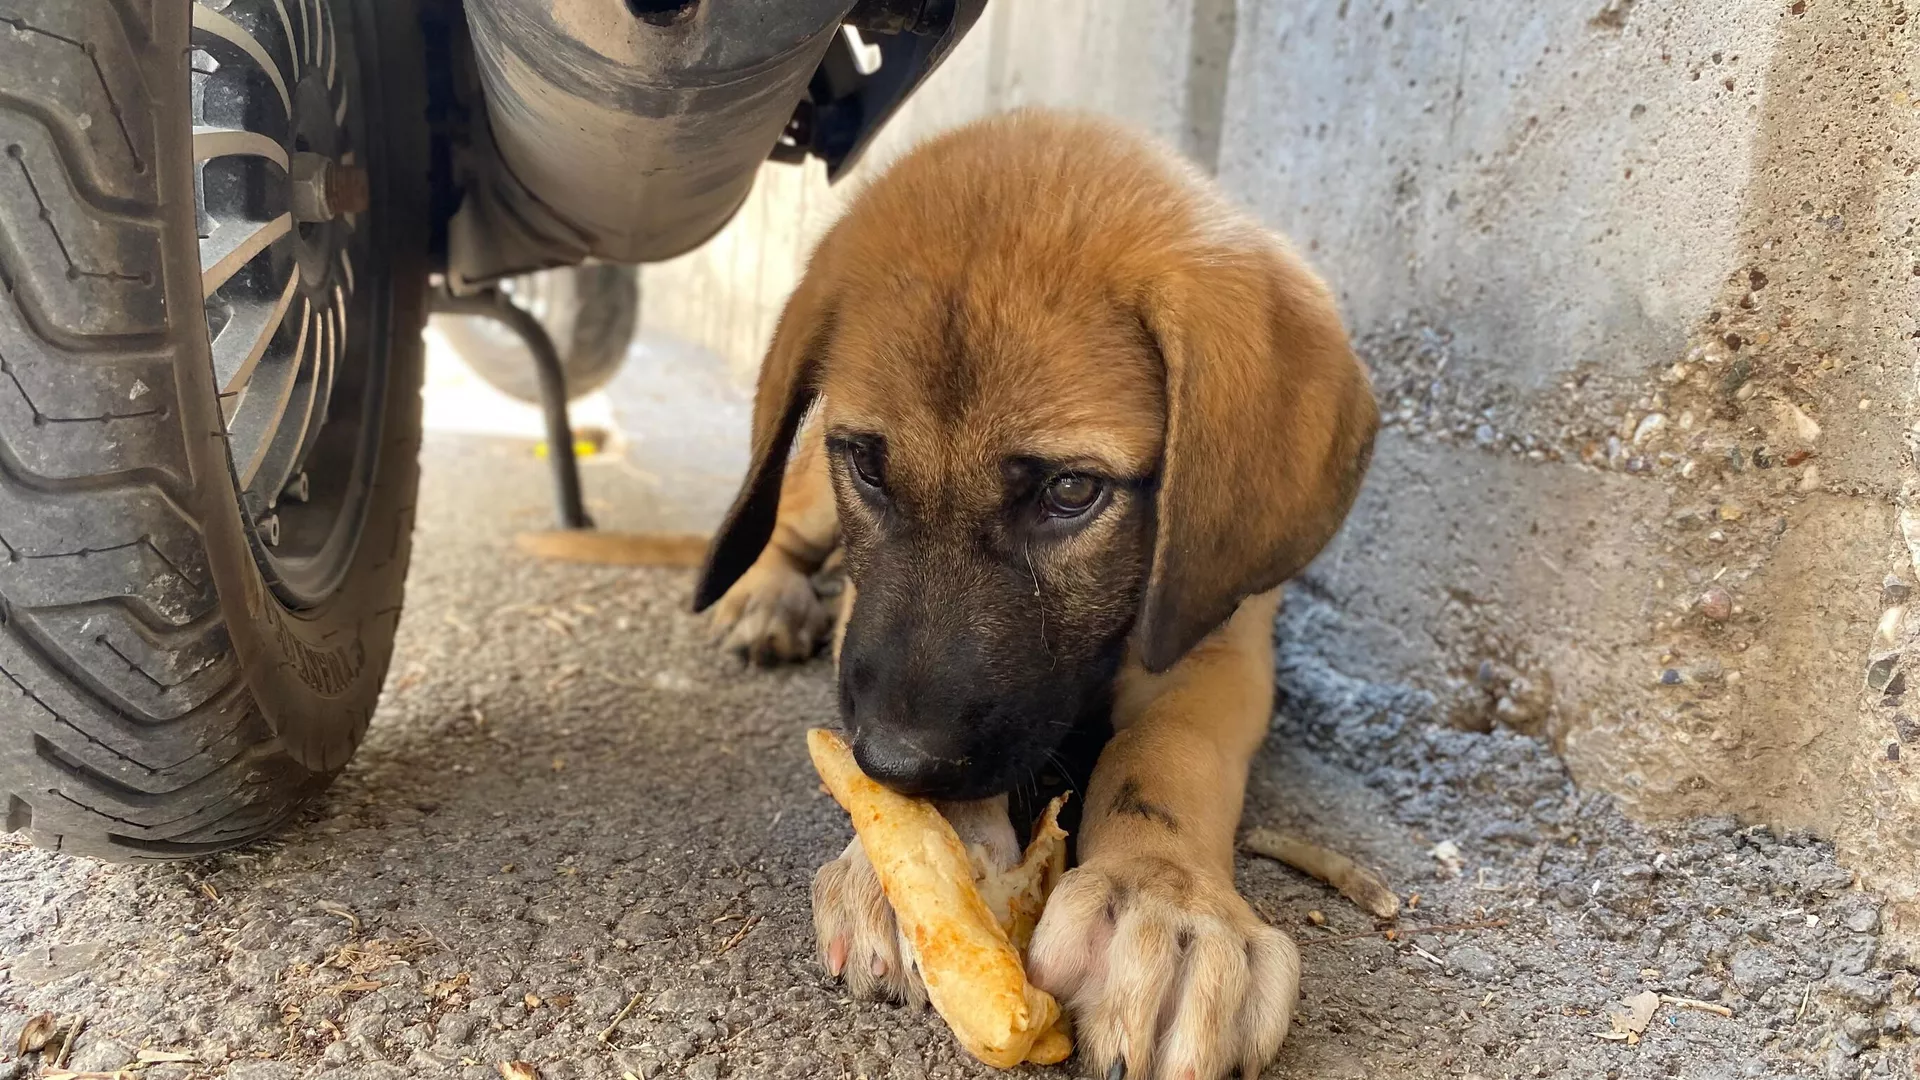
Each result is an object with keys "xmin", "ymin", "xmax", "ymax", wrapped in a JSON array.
[
  {"xmin": 847, "ymin": 438, "xmax": 886, "ymax": 490},
  {"xmin": 1041, "ymin": 473, "xmax": 1103, "ymax": 518}
]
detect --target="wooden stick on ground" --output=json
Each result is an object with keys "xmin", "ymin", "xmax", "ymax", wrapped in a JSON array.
[
  {"xmin": 515, "ymin": 530, "xmax": 710, "ymax": 567},
  {"xmin": 1241, "ymin": 827, "xmax": 1402, "ymax": 920}
]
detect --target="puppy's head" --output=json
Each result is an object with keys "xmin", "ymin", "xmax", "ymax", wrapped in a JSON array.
[{"xmin": 695, "ymin": 112, "xmax": 1377, "ymax": 799}]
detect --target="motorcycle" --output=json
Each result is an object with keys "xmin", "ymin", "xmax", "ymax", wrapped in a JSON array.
[{"xmin": 0, "ymin": 0, "xmax": 984, "ymax": 858}]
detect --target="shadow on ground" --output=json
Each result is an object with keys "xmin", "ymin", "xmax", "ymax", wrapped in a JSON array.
[{"xmin": 0, "ymin": 420, "xmax": 1911, "ymax": 1079}]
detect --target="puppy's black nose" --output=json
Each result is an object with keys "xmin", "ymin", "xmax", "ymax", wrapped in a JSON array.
[{"xmin": 851, "ymin": 728, "xmax": 969, "ymax": 798}]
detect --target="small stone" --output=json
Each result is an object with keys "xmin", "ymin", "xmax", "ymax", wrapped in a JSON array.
[
  {"xmin": 1896, "ymin": 715, "xmax": 1920, "ymax": 743},
  {"xmin": 1842, "ymin": 1014, "xmax": 1878, "ymax": 1053},
  {"xmin": 1831, "ymin": 937, "xmax": 1878, "ymax": 977},
  {"xmin": 1446, "ymin": 945, "xmax": 1503, "ymax": 980},
  {"xmin": 667, "ymin": 1038, "xmax": 696, "ymax": 1060},
  {"xmin": 1474, "ymin": 424, "xmax": 1497, "ymax": 446},
  {"xmin": 1885, "ymin": 576, "xmax": 1913, "ymax": 605},
  {"xmin": 1893, "ymin": 744, "xmax": 1903, "ymax": 762},
  {"xmin": 686, "ymin": 1060, "xmax": 720, "ymax": 1080},
  {"xmin": 1866, "ymin": 653, "xmax": 1902, "ymax": 693},
  {"xmin": 1306, "ymin": 910, "xmax": 1326, "ymax": 926},
  {"xmin": 1633, "ymin": 413, "xmax": 1668, "ymax": 445},
  {"xmin": 1699, "ymin": 586, "xmax": 1734, "ymax": 622},
  {"xmin": 1731, "ymin": 948, "xmax": 1787, "ymax": 994},
  {"xmin": 1718, "ymin": 503, "xmax": 1744, "ymax": 522},
  {"xmin": 1827, "ymin": 975, "xmax": 1891, "ymax": 1007},
  {"xmin": 1660, "ymin": 668, "xmax": 1683, "ymax": 685}
]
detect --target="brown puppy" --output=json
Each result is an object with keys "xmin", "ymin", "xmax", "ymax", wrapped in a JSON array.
[{"xmin": 696, "ymin": 109, "xmax": 1377, "ymax": 1080}]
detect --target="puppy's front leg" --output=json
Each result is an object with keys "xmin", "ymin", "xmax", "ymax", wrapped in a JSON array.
[
  {"xmin": 1029, "ymin": 590, "xmax": 1298, "ymax": 1080},
  {"xmin": 710, "ymin": 421, "xmax": 839, "ymax": 664}
]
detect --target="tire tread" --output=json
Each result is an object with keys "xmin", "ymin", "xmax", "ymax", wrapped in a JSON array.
[{"xmin": 0, "ymin": 0, "xmax": 327, "ymax": 860}]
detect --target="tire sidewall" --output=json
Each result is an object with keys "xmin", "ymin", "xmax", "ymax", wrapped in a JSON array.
[{"xmin": 167, "ymin": 0, "xmax": 432, "ymax": 773}]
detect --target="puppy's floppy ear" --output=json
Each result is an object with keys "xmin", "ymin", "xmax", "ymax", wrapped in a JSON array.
[
  {"xmin": 691, "ymin": 261, "xmax": 837, "ymax": 612},
  {"xmin": 1135, "ymin": 237, "xmax": 1378, "ymax": 672}
]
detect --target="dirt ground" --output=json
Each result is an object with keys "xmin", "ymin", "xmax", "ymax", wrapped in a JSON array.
[{"xmin": 0, "ymin": 431, "xmax": 1913, "ymax": 1080}]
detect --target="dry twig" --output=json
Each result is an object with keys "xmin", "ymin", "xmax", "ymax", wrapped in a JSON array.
[
  {"xmin": 598, "ymin": 991, "xmax": 647, "ymax": 1045},
  {"xmin": 1300, "ymin": 918, "xmax": 1510, "ymax": 947}
]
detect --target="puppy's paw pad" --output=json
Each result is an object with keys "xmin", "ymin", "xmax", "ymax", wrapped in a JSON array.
[
  {"xmin": 812, "ymin": 839, "xmax": 926, "ymax": 1007},
  {"xmin": 1028, "ymin": 858, "xmax": 1299, "ymax": 1080},
  {"xmin": 709, "ymin": 553, "xmax": 831, "ymax": 665}
]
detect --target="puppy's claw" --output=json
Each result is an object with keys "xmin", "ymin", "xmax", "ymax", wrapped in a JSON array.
[
  {"xmin": 826, "ymin": 934, "xmax": 848, "ymax": 977},
  {"xmin": 811, "ymin": 838, "xmax": 926, "ymax": 1007}
]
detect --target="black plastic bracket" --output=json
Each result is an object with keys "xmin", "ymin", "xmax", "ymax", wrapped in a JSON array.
[{"xmin": 429, "ymin": 284, "xmax": 594, "ymax": 530}]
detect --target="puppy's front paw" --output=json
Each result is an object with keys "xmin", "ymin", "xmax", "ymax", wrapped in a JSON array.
[
  {"xmin": 812, "ymin": 838, "xmax": 926, "ymax": 1007},
  {"xmin": 1029, "ymin": 857, "xmax": 1299, "ymax": 1080},
  {"xmin": 709, "ymin": 550, "xmax": 831, "ymax": 665}
]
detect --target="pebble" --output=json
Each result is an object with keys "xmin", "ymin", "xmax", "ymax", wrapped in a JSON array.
[
  {"xmin": 1634, "ymin": 413, "xmax": 1668, "ymax": 445},
  {"xmin": 1844, "ymin": 905, "xmax": 1881, "ymax": 934},
  {"xmin": 686, "ymin": 1060, "xmax": 721, "ymax": 1080},
  {"xmin": 1730, "ymin": 948, "xmax": 1787, "ymax": 994},
  {"xmin": 1447, "ymin": 945, "xmax": 1504, "ymax": 980},
  {"xmin": 1886, "ymin": 576, "xmax": 1914, "ymax": 606},
  {"xmin": 1826, "ymin": 975, "xmax": 1891, "ymax": 1007},
  {"xmin": 1830, "ymin": 938, "xmax": 1877, "ymax": 977},
  {"xmin": 1718, "ymin": 503, "xmax": 1744, "ymax": 522},
  {"xmin": 1699, "ymin": 586, "xmax": 1734, "ymax": 622}
]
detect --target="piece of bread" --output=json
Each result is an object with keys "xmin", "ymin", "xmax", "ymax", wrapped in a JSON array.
[{"xmin": 807, "ymin": 728, "xmax": 1072, "ymax": 1068}]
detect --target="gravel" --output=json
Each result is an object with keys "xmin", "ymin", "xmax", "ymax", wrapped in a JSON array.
[{"xmin": 0, "ymin": 432, "xmax": 1912, "ymax": 1080}]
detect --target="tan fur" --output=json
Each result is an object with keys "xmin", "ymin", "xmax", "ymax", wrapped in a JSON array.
[{"xmin": 705, "ymin": 109, "xmax": 1377, "ymax": 1080}]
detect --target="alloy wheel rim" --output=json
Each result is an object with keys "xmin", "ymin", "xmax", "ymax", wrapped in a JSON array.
[{"xmin": 189, "ymin": 0, "xmax": 377, "ymax": 606}]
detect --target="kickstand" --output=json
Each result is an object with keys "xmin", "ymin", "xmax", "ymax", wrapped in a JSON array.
[{"xmin": 430, "ymin": 283, "xmax": 594, "ymax": 530}]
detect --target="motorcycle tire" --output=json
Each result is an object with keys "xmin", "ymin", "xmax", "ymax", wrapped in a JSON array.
[
  {"xmin": 432, "ymin": 263, "xmax": 639, "ymax": 405},
  {"xmin": 0, "ymin": 0, "xmax": 430, "ymax": 859}
]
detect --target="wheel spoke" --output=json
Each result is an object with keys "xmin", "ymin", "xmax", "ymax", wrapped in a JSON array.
[
  {"xmin": 270, "ymin": 0, "xmax": 298, "ymax": 73},
  {"xmin": 252, "ymin": 305, "xmax": 328, "ymax": 499},
  {"xmin": 334, "ymin": 80, "xmax": 349, "ymax": 128},
  {"xmin": 201, "ymin": 213, "xmax": 291, "ymax": 299},
  {"xmin": 192, "ymin": 126, "xmax": 289, "ymax": 171},
  {"xmin": 190, "ymin": 5, "xmax": 292, "ymax": 120},
  {"xmin": 228, "ymin": 299, "xmax": 312, "ymax": 488},
  {"xmin": 212, "ymin": 272, "xmax": 301, "ymax": 394},
  {"xmin": 323, "ymin": 0, "xmax": 338, "ymax": 89}
]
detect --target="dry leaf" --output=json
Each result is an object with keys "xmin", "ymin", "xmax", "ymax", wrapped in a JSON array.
[
  {"xmin": 1613, "ymin": 990, "xmax": 1661, "ymax": 1036},
  {"xmin": 498, "ymin": 1062, "xmax": 539, "ymax": 1080},
  {"xmin": 548, "ymin": 994, "xmax": 575, "ymax": 1009},
  {"xmin": 337, "ymin": 977, "xmax": 386, "ymax": 993},
  {"xmin": 428, "ymin": 972, "xmax": 471, "ymax": 1001},
  {"xmin": 18, "ymin": 1012, "xmax": 56, "ymax": 1054}
]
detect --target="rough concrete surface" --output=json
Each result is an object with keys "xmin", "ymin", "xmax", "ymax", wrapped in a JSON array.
[{"xmin": 1, "ymin": 429, "xmax": 1915, "ymax": 1080}]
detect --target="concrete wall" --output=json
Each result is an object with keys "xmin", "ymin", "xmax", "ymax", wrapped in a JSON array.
[{"xmin": 639, "ymin": 0, "xmax": 1920, "ymax": 932}]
